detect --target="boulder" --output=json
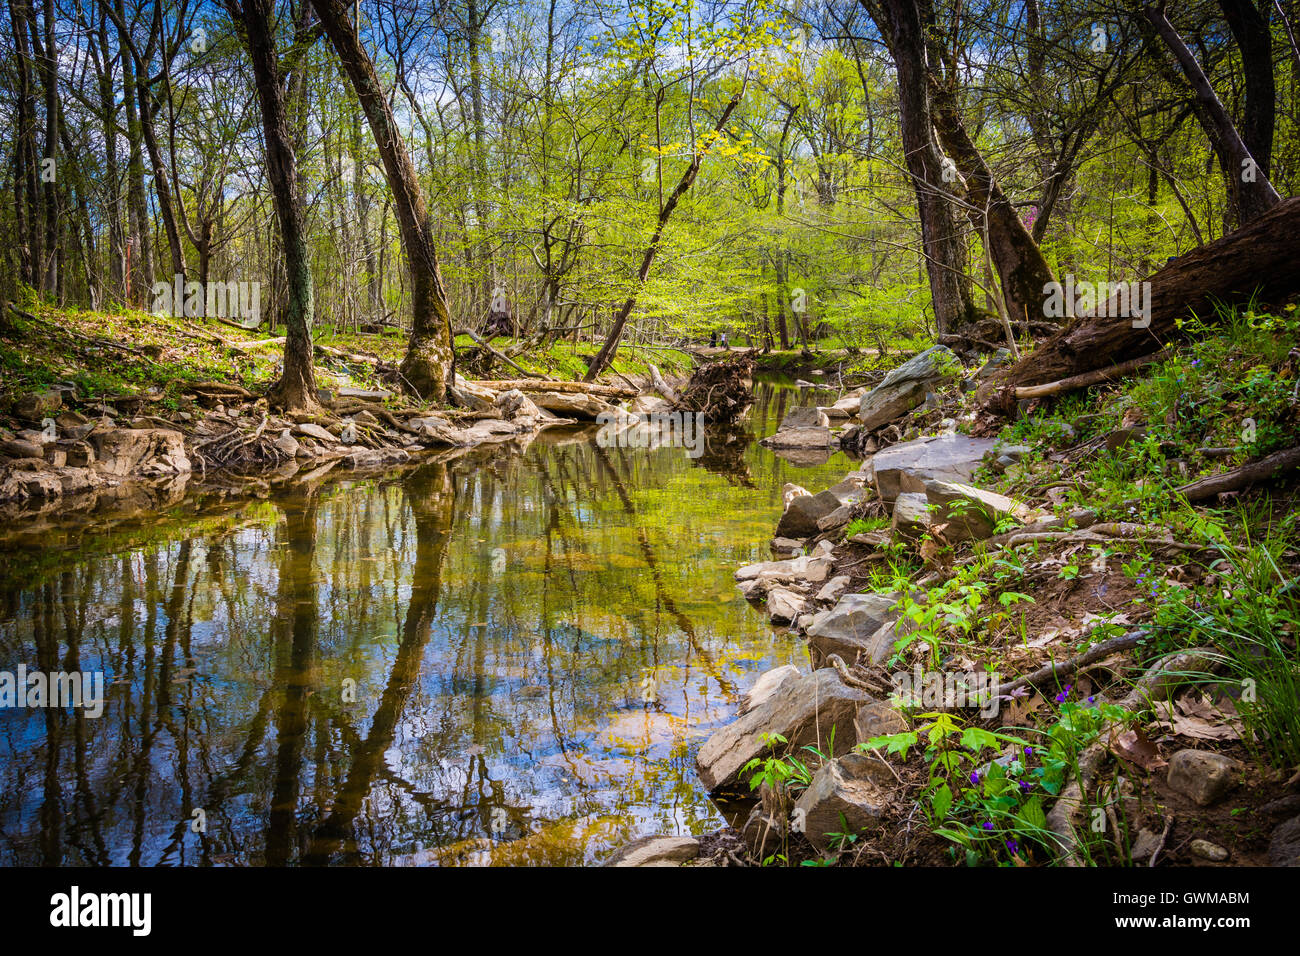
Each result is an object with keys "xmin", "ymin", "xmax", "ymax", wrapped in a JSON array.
[
  {"xmin": 496, "ymin": 389, "xmax": 543, "ymax": 422},
  {"xmin": 780, "ymin": 406, "xmax": 831, "ymax": 429},
  {"xmin": 0, "ymin": 459, "xmax": 63, "ymax": 500},
  {"xmin": 923, "ymin": 479, "xmax": 1028, "ymax": 541},
  {"xmin": 528, "ymin": 391, "xmax": 617, "ymax": 420},
  {"xmin": 90, "ymin": 428, "xmax": 191, "ymax": 477},
  {"xmin": 761, "ymin": 426, "xmax": 834, "ymax": 450},
  {"xmin": 826, "ymin": 390, "xmax": 865, "ymax": 419},
  {"xmin": 696, "ymin": 669, "xmax": 869, "ymax": 792},
  {"xmin": 274, "ymin": 429, "xmax": 300, "ymax": 457},
  {"xmin": 891, "ymin": 492, "xmax": 931, "ymax": 536},
  {"xmin": 815, "ymin": 575, "xmax": 851, "ymax": 602},
  {"xmin": 856, "ymin": 345, "xmax": 961, "ymax": 430},
  {"xmin": 1269, "ymin": 815, "xmax": 1300, "ymax": 867},
  {"xmin": 816, "ymin": 503, "xmax": 855, "ymax": 532},
  {"xmin": 603, "ymin": 835, "xmax": 700, "ymax": 867},
  {"xmin": 767, "ymin": 586, "xmax": 805, "ymax": 624},
  {"xmin": 739, "ymin": 665, "xmax": 801, "ymax": 715},
  {"xmin": 628, "ymin": 394, "xmax": 670, "ymax": 416},
  {"xmin": 775, "ymin": 489, "xmax": 843, "ymax": 538},
  {"xmin": 854, "ymin": 700, "xmax": 908, "ymax": 744},
  {"xmin": 449, "ymin": 375, "xmax": 498, "ymax": 412},
  {"xmin": 867, "ymin": 433, "xmax": 998, "ymax": 504},
  {"xmin": 13, "ymin": 389, "xmax": 62, "ymax": 422},
  {"xmin": 735, "ymin": 553, "xmax": 833, "ymax": 587},
  {"xmin": 806, "ymin": 593, "xmax": 901, "ymax": 666},
  {"xmin": 1167, "ymin": 750, "xmax": 1239, "ymax": 806},
  {"xmin": 793, "ymin": 751, "xmax": 893, "ymax": 855},
  {"xmin": 295, "ymin": 422, "xmax": 336, "ymax": 443}
]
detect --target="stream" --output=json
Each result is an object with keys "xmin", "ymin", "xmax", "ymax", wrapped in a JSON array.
[{"xmin": 0, "ymin": 376, "xmax": 855, "ymax": 865}]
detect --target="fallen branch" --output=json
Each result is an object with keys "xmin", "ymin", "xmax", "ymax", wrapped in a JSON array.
[
  {"xmin": 1013, "ymin": 351, "xmax": 1168, "ymax": 400},
  {"xmin": 1172, "ymin": 444, "xmax": 1300, "ymax": 503},
  {"xmin": 999, "ymin": 630, "xmax": 1147, "ymax": 699},
  {"xmin": 649, "ymin": 363, "xmax": 680, "ymax": 403},
  {"xmin": 454, "ymin": 327, "xmax": 550, "ymax": 380}
]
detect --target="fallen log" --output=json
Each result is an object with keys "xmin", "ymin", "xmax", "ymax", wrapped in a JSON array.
[
  {"xmin": 468, "ymin": 379, "xmax": 635, "ymax": 398},
  {"xmin": 454, "ymin": 327, "xmax": 550, "ymax": 380},
  {"xmin": 1173, "ymin": 444, "xmax": 1300, "ymax": 502},
  {"xmin": 987, "ymin": 196, "xmax": 1300, "ymax": 401},
  {"xmin": 1013, "ymin": 350, "xmax": 1168, "ymax": 400},
  {"xmin": 648, "ymin": 363, "xmax": 680, "ymax": 403}
]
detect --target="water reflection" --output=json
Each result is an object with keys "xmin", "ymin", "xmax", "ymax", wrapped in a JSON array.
[{"xmin": 0, "ymin": 378, "xmax": 852, "ymax": 865}]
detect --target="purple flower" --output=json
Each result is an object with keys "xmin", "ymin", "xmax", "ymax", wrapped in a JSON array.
[
  {"xmin": 969, "ymin": 772, "xmax": 980, "ymax": 785},
  {"xmin": 1024, "ymin": 746, "xmax": 1033, "ymax": 756},
  {"xmin": 1006, "ymin": 839, "xmax": 1019, "ymax": 854},
  {"xmin": 1019, "ymin": 780, "xmax": 1033, "ymax": 792},
  {"xmin": 1087, "ymin": 695, "xmax": 1096, "ymax": 704},
  {"xmin": 1055, "ymin": 684, "xmax": 1073, "ymax": 703},
  {"xmin": 982, "ymin": 821, "xmax": 995, "ymax": 831}
]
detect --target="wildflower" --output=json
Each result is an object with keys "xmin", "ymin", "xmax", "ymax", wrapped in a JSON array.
[
  {"xmin": 1006, "ymin": 839, "xmax": 1019, "ymax": 854},
  {"xmin": 969, "ymin": 772, "xmax": 980, "ymax": 785},
  {"xmin": 1019, "ymin": 780, "xmax": 1033, "ymax": 792},
  {"xmin": 982, "ymin": 821, "xmax": 995, "ymax": 831},
  {"xmin": 1055, "ymin": 684, "xmax": 1073, "ymax": 703}
]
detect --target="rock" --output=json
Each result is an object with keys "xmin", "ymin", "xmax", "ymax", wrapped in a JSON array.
[
  {"xmin": 603, "ymin": 835, "xmax": 700, "ymax": 867},
  {"xmin": 806, "ymin": 593, "xmax": 901, "ymax": 666},
  {"xmin": 351, "ymin": 409, "xmax": 380, "ymax": 426},
  {"xmin": 867, "ymin": 433, "xmax": 999, "ymax": 504},
  {"xmin": 761, "ymin": 426, "xmax": 834, "ymax": 450},
  {"xmin": 780, "ymin": 406, "xmax": 831, "ymax": 429},
  {"xmin": 891, "ymin": 492, "xmax": 931, "ymax": 536},
  {"xmin": 43, "ymin": 447, "xmax": 67, "ymax": 468},
  {"xmin": 274, "ymin": 429, "xmax": 300, "ymax": 457},
  {"xmin": 735, "ymin": 553, "xmax": 833, "ymax": 586},
  {"xmin": 816, "ymin": 503, "xmax": 854, "ymax": 532},
  {"xmin": 923, "ymin": 479, "xmax": 1028, "ymax": 542},
  {"xmin": 336, "ymin": 386, "xmax": 394, "ymax": 401},
  {"xmin": 449, "ymin": 375, "xmax": 498, "ymax": 411},
  {"xmin": 854, "ymin": 700, "xmax": 908, "ymax": 744},
  {"xmin": 1130, "ymin": 827, "xmax": 1162, "ymax": 862},
  {"xmin": 767, "ymin": 587, "xmax": 805, "ymax": 624},
  {"xmin": 775, "ymin": 489, "xmax": 843, "ymax": 538},
  {"xmin": 528, "ymin": 390, "xmax": 617, "ymax": 420},
  {"xmin": 696, "ymin": 669, "xmax": 869, "ymax": 792},
  {"xmin": 976, "ymin": 348, "xmax": 1011, "ymax": 379},
  {"xmin": 1, "ymin": 439, "xmax": 44, "ymax": 460},
  {"xmin": 295, "ymin": 422, "xmax": 336, "ymax": 443},
  {"xmin": 1190, "ymin": 839, "xmax": 1229, "ymax": 862},
  {"xmin": 793, "ymin": 751, "xmax": 893, "ymax": 855},
  {"xmin": 13, "ymin": 389, "xmax": 62, "ymax": 422},
  {"xmin": 55, "ymin": 410, "xmax": 87, "ymax": 429},
  {"xmin": 496, "ymin": 389, "xmax": 543, "ymax": 421},
  {"xmin": 17, "ymin": 429, "xmax": 49, "ymax": 445},
  {"xmin": 815, "ymin": 575, "xmax": 851, "ymax": 602},
  {"xmin": 1106, "ymin": 425, "xmax": 1148, "ymax": 452},
  {"xmin": 856, "ymin": 345, "xmax": 961, "ymax": 430},
  {"xmin": 740, "ymin": 665, "xmax": 801, "ymax": 715},
  {"xmin": 826, "ymin": 390, "xmax": 865, "ymax": 418},
  {"xmin": 1269, "ymin": 815, "xmax": 1300, "ymax": 866},
  {"xmin": 89, "ymin": 428, "xmax": 191, "ymax": 477},
  {"xmin": 628, "ymin": 394, "xmax": 670, "ymax": 416},
  {"xmin": 64, "ymin": 441, "xmax": 95, "ymax": 468},
  {"xmin": 772, "ymin": 536, "xmax": 805, "ymax": 552},
  {"xmin": 1167, "ymin": 750, "xmax": 1239, "ymax": 806}
]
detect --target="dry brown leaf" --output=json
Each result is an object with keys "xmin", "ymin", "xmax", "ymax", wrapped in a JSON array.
[{"xmin": 1110, "ymin": 726, "xmax": 1166, "ymax": 771}]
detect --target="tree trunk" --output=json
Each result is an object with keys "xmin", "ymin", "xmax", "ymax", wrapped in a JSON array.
[
  {"xmin": 311, "ymin": 0, "xmax": 455, "ymax": 401},
  {"xmin": 9, "ymin": 0, "xmax": 40, "ymax": 288},
  {"xmin": 985, "ymin": 197, "xmax": 1300, "ymax": 403},
  {"xmin": 861, "ymin": 0, "xmax": 978, "ymax": 337},
  {"xmin": 584, "ymin": 88, "xmax": 745, "ymax": 381},
  {"xmin": 226, "ymin": 0, "xmax": 319, "ymax": 412},
  {"xmin": 1144, "ymin": 3, "xmax": 1280, "ymax": 223},
  {"xmin": 114, "ymin": 0, "xmax": 152, "ymax": 306}
]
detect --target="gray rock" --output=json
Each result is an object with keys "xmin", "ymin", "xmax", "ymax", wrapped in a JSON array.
[
  {"xmin": 1106, "ymin": 425, "xmax": 1148, "ymax": 452},
  {"xmin": 891, "ymin": 492, "xmax": 931, "ymax": 536},
  {"xmin": 867, "ymin": 434, "xmax": 999, "ymax": 504},
  {"xmin": 816, "ymin": 503, "xmax": 855, "ymax": 532},
  {"xmin": 274, "ymin": 429, "xmax": 300, "ymax": 457},
  {"xmin": 696, "ymin": 669, "xmax": 869, "ymax": 792},
  {"xmin": 1167, "ymin": 749, "xmax": 1239, "ymax": 806},
  {"xmin": 761, "ymin": 426, "xmax": 834, "ymax": 450},
  {"xmin": 1190, "ymin": 839, "xmax": 1229, "ymax": 862},
  {"xmin": 775, "ymin": 489, "xmax": 843, "ymax": 538},
  {"xmin": 806, "ymin": 593, "xmax": 901, "ymax": 666},
  {"xmin": 781, "ymin": 406, "xmax": 831, "ymax": 430},
  {"xmin": 857, "ymin": 346, "xmax": 961, "ymax": 430},
  {"xmin": 1269, "ymin": 815, "xmax": 1300, "ymax": 866},
  {"xmin": 295, "ymin": 422, "xmax": 337, "ymax": 443},
  {"xmin": 772, "ymin": 536, "xmax": 806, "ymax": 552},
  {"xmin": 603, "ymin": 835, "xmax": 700, "ymax": 867},
  {"xmin": 854, "ymin": 700, "xmax": 908, "ymax": 744},
  {"xmin": 815, "ymin": 575, "xmax": 851, "ymax": 602},
  {"xmin": 923, "ymin": 479, "xmax": 1027, "ymax": 542},
  {"xmin": 739, "ymin": 665, "xmax": 801, "ymax": 715},
  {"xmin": 90, "ymin": 428, "xmax": 191, "ymax": 477},
  {"xmin": 735, "ymin": 553, "xmax": 833, "ymax": 586},
  {"xmin": 793, "ymin": 751, "xmax": 893, "ymax": 855},
  {"xmin": 976, "ymin": 348, "xmax": 1012, "ymax": 379},
  {"xmin": 767, "ymin": 587, "xmax": 805, "ymax": 624}
]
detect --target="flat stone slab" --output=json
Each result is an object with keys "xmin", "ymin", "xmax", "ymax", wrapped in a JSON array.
[{"xmin": 867, "ymin": 433, "xmax": 998, "ymax": 503}]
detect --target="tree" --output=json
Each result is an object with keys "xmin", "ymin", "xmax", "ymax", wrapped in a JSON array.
[
  {"xmin": 311, "ymin": 0, "xmax": 455, "ymax": 401},
  {"xmin": 224, "ymin": 0, "xmax": 319, "ymax": 411}
]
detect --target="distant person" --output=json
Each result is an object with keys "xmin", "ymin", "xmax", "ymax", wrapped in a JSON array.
[
  {"xmin": 710, "ymin": 330, "xmax": 718, "ymax": 348},
  {"xmin": 720, "ymin": 331, "xmax": 729, "ymax": 350}
]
